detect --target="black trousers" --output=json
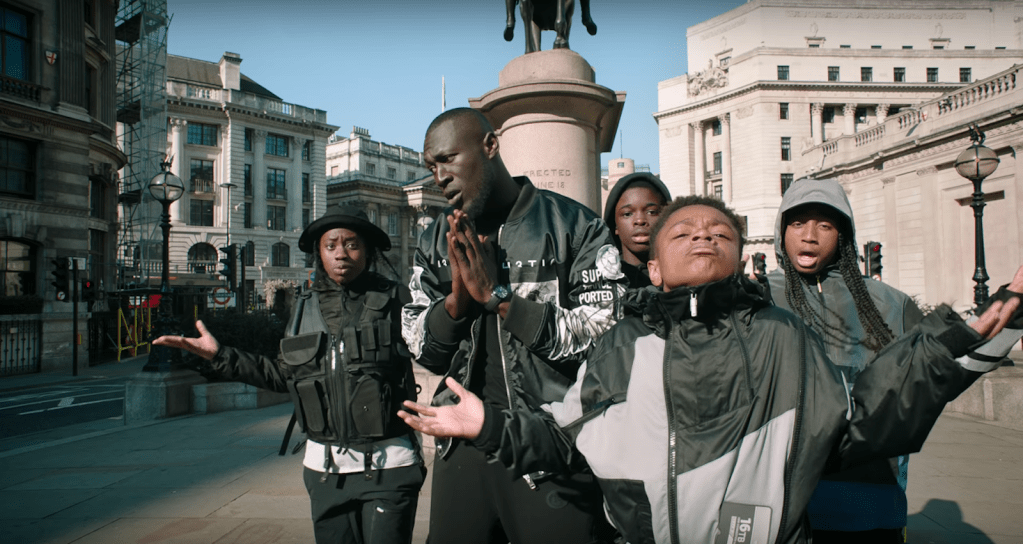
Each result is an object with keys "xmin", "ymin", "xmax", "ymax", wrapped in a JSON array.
[
  {"xmin": 303, "ymin": 464, "xmax": 425, "ymax": 544},
  {"xmin": 427, "ymin": 442, "xmax": 614, "ymax": 544}
]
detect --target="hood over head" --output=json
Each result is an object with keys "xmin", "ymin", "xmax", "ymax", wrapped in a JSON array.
[
  {"xmin": 773, "ymin": 178, "xmax": 855, "ymax": 264},
  {"xmin": 603, "ymin": 172, "xmax": 671, "ymax": 246}
]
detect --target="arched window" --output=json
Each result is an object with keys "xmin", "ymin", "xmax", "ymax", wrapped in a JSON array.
[
  {"xmin": 187, "ymin": 243, "xmax": 218, "ymax": 273},
  {"xmin": 1, "ymin": 239, "xmax": 36, "ymax": 296},
  {"xmin": 271, "ymin": 242, "xmax": 289, "ymax": 267},
  {"xmin": 244, "ymin": 241, "xmax": 255, "ymax": 266}
]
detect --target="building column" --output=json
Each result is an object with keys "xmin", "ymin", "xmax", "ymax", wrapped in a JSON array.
[
  {"xmin": 252, "ymin": 130, "xmax": 267, "ymax": 230},
  {"xmin": 843, "ymin": 103, "xmax": 857, "ymax": 136},
  {"xmin": 168, "ymin": 118, "xmax": 187, "ymax": 223},
  {"xmin": 876, "ymin": 103, "xmax": 890, "ymax": 124},
  {"xmin": 691, "ymin": 121, "xmax": 705, "ymax": 196},
  {"xmin": 719, "ymin": 113, "xmax": 732, "ymax": 203},
  {"xmin": 287, "ymin": 137, "xmax": 305, "ymax": 232},
  {"xmin": 811, "ymin": 103, "xmax": 824, "ymax": 146}
]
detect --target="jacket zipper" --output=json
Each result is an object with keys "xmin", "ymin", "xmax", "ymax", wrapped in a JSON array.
[
  {"xmin": 777, "ymin": 321, "xmax": 808, "ymax": 538},
  {"xmin": 664, "ymin": 324, "xmax": 681, "ymax": 544},
  {"xmin": 729, "ymin": 313, "xmax": 755, "ymax": 401}
]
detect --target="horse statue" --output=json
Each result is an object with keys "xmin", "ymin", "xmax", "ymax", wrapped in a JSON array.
[{"xmin": 504, "ymin": 0, "xmax": 597, "ymax": 54}]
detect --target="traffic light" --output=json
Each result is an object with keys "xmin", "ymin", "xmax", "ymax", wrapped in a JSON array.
[
  {"xmin": 219, "ymin": 244, "xmax": 237, "ymax": 291},
  {"xmin": 51, "ymin": 258, "xmax": 69, "ymax": 302},
  {"xmin": 81, "ymin": 279, "xmax": 97, "ymax": 302},
  {"xmin": 864, "ymin": 241, "xmax": 883, "ymax": 279},
  {"xmin": 752, "ymin": 252, "xmax": 767, "ymax": 277}
]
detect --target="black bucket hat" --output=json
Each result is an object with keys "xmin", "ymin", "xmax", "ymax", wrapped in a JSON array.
[{"xmin": 298, "ymin": 205, "xmax": 391, "ymax": 253}]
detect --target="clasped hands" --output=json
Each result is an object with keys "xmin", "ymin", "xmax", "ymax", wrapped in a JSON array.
[{"xmin": 444, "ymin": 209, "xmax": 506, "ymax": 319}]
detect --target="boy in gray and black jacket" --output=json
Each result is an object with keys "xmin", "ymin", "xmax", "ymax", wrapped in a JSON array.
[{"xmin": 400, "ymin": 195, "xmax": 1022, "ymax": 544}]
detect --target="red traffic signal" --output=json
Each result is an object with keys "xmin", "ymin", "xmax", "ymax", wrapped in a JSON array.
[{"xmin": 864, "ymin": 242, "xmax": 883, "ymax": 279}]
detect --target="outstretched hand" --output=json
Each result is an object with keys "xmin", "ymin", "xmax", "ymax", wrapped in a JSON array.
[
  {"xmin": 398, "ymin": 377, "xmax": 485, "ymax": 440},
  {"xmin": 970, "ymin": 264, "xmax": 1023, "ymax": 339},
  {"xmin": 151, "ymin": 320, "xmax": 220, "ymax": 361}
]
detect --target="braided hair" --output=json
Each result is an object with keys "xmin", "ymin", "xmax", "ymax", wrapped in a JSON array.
[{"xmin": 782, "ymin": 227, "xmax": 895, "ymax": 352}]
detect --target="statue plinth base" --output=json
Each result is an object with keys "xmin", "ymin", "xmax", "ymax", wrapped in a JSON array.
[{"xmin": 470, "ymin": 49, "xmax": 625, "ymax": 212}]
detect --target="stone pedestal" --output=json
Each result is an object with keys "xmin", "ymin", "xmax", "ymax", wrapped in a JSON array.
[
  {"xmin": 192, "ymin": 381, "xmax": 290, "ymax": 414},
  {"xmin": 944, "ymin": 363, "xmax": 1023, "ymax": 430},
  {"xmin": 124, "ymin": 369, "xmax": 206, "ymax": 424},
  {"xmin": 469, "ymin": 49, "xmax": 625, "ymax": 213}
]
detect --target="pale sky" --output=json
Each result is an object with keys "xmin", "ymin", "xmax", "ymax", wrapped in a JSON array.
[{"xmin": 166, "ymin": 0, "xmax": 747, "ymax": 174}]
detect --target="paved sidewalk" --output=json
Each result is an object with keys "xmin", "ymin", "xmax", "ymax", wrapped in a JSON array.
[{"xmin": 1, "ymin": 372, "xmax": 1020, "ymax": 543}]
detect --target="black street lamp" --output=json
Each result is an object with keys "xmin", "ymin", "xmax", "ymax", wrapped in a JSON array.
[
  {"xmin": 953, "ymin": 124, "xmax": 1000, "ymax": 307},
  {"xmin": 145, "ymin": 158, "xmax": 185, "ymax": 372}
]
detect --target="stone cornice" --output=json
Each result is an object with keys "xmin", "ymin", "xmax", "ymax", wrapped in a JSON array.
[
  {"xmin": 654, "ymin": 81, "xmax": 959, "ymax": 122},
  {"xmin": 170, "ymin": 99, "xmax": 338, "ymax": 135},
  {"xmin": 0, "ymin": 103, "xmax": 100, "ymax": 136}
]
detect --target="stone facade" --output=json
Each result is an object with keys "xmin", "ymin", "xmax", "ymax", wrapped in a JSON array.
[
  {"xmin": 325, "ymin": 128, "xmax": 444, "ymax": 285},
  {"xmin": 795, "ymin": 65, "xmax": 1022, "ymax": 312},
  {"xmin": 158, "ymin": 53, "xmax": 337, "ymax": 307},
  {"xmin": 656, "ymin": 0, "xmax": 1023, "ymax": 276},
  {"xmin": 0, "ymin": 0, "xmax": 126, "ymax": 373}
]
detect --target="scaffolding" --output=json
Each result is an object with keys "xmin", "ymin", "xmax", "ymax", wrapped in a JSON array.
[{"xmin": 115, "ymin": 0, "xmax": 169, "ymax": 289}]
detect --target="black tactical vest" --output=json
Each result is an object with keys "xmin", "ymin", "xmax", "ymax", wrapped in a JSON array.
[{"xmin": 278, "ymin": 281, "xmax": 415, "ymax": 449}]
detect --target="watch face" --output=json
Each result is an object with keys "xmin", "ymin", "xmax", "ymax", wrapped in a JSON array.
[{"xmin": 494, "ymin": 284, "xmax": 511, "ymax": 300}]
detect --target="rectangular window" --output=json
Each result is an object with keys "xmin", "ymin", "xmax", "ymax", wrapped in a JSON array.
[
  {"xmin": 927, "ymin": 67, "xmax": 938, "ymax": 83},
  {"xmin": 189, "ymin": 159, "xmax": 214, "ymax": 193},
  {"xmin": 855, "ymin": 107, "xmax": 867, "ymax": 124},
  {"xmin": 243, "ymin": 202, "xmax": 252, "ymax": 229},
  {"xmin": 330, "ymin": 165, "xmax": 339, "ymax": 177},
  {"xmin": 933, "ymin": 45, "xmax": 944, "ymax": 50},
  {"xmin": 0, "ymin": 135, "xmax": 35, "ymax": 198},
  {"xmin": 302, "ymin": 208, "xmax": 310, "ymax": 229},
  {"xmin": 267, "ymin": 205, "xmax": 286, "ymax": 231},
  {"xmin": 719, "ymin": 57, "xmax": 730, "ymax": 67},
  {"xmin": 808, "ymin": 44, "xmax": 819, "ymax": 48},
  {"xmin": 712, "ymin": 152, "xmax": 722, "ymax": 174},
  {"xmin": 711, "ymin": 120, "xmax": 722, "ymax": 136},
  {"xmin": 0, "ymin": 6, "xmax": 29, "ymax": 81},
  {"xmin": 894, "ymin": 67, "xmax": 906, "ymax": 82},
  {"xmin": 244, "ymin": 164, "xmax": 252, "ymax": 196},
  {"xmin": 265, "ymin": 134, "xmax": 289, "ymax": 157},
  {"xmin": 187, "ymin": 123, "xmax": 218, "ymax": 146},
  {"xmin": 90, "ymin": 178, "xmax": 104, "ymax": 219},
  {"xmin": 839, "ymin": 45, "xmax": 851, "ymax": 49},
  {"xmin": 367, "ymin": 162, "xmax": 376, "ymax": 176},
  {"xmin": 189, "ymin": 199, "xmax": 213, "ymax": 226},
  {"xmin": 302, "ymin": 140, "xmax": 311, "ymax": 161},
  {"xmin": 368, "ymin": 209, "xmax": 377, "ymax": 225},
  {"xmin": 0, "ymin": 239, "xmax": 34, "ymax": 296},
  {"xmin": 777, "ymin": 65, "xmax": 789, "ymax": 81},
  {"xmin": 388, "ymin": 213, "xmax": 398, "ymax": 236},
  {"xmin": 902, "ymin": 45, "xmax": 913, "ymax": 50},
  {"xmin": 960, "ymin": 67, "xmax": 972, "ymax": 83},
  {"xmin": 828, "ymin": 66, "xmax": 839, "ymax": 82},
  {"xmin": 871, "ymin": 45, "xmax": 881, "ymax": 49},
  {"xmin": 244, "ymin": 129, "xmax": 252, "ymax": 152},
  {"xmin": 713, "ymin": 184, "xmax": 723, "ymax": 199},
  {"xmin": 965, "ymin": 45, "xmax": 976, "ymax": 50},
  {"xmin": 861, "ymin": 67, "xmax": 872, "ymax": 82},
  {"xmin": 781, "ymin": 173, "xmax": 794, "ymax": 195},
  {"xmin": 995, "ymin": 46, "xmax": 1007, "ymax": 50},
  {"xmin": 266, "ymin": 168, "xmax": 287, "ymax": 200},
  {"xmin": 302, "ymin": 173, "xmax": 310, "ymax": 203},
  {"xmin": 779, "ymin": 103, "xmax": 789, "ymax": 120},
  {"xmin": 387, "ymin": 166, "xmax": 396, "ymax": 180},
  {"xmin": 407, "ymin": 171, "xmax": 415, "ymax": 181},
  {"xmin": 822, "ymin": 106, "xmax": 835, "ymax": 124},
  {"xmin": 781, "ymin": 137, "xmax": 791, "ymax": 161}
]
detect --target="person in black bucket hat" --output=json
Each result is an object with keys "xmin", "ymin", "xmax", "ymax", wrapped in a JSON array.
[{"xmin": 155, "ymin": 204, "xmax": 424, "ymax": 544}]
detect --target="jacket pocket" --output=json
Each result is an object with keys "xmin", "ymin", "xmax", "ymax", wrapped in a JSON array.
[{"xmin": 348, "ymin": 364, "xmax": 392, "ymax": 438}]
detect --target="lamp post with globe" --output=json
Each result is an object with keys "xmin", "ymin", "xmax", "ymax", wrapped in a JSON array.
[
  {"xmin": 953, "ymin": 124, "xmax": 1000, "ymax": 307},
  {"xmin": 145, "ymin": 158, "xmax": 185, "ymax": 372}
]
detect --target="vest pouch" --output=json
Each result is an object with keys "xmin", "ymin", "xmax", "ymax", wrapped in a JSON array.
[
  {"xmin": 347, "ymin": 363, "xmax": 392, "ymax": 439},
  {"xmin": 280, "ymin": 332, "xmax": 334, "ymax": 440}
]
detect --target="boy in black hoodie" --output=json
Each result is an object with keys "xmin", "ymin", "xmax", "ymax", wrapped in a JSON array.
[{"xmin": 603, "ymin": 172, "xmax": 671, "ymax": 288}]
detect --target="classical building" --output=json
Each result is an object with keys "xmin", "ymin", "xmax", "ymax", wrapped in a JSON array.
[
  {"xmin": 655, "ymin": 0, "xmax": 1023, "ymax": 275},
  {"xmin": 0, "ymin": 0, "xmax": 126, "ymax": 373},
  {"xmin": 144, "ymin": 52, "xmax": 337, "ymax": 307},
  {"xmin": 325, "ymin": 128, "xmax": 444, "ymax": 284},
  {"xmin": 795, "ymin": 65, "xmax": 1022, "ymax": 312}
]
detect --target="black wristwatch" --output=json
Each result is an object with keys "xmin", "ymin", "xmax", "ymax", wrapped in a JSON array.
[{"xmin": 484, "ymin": 284, "xmax": 511, "ymax": 312}]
